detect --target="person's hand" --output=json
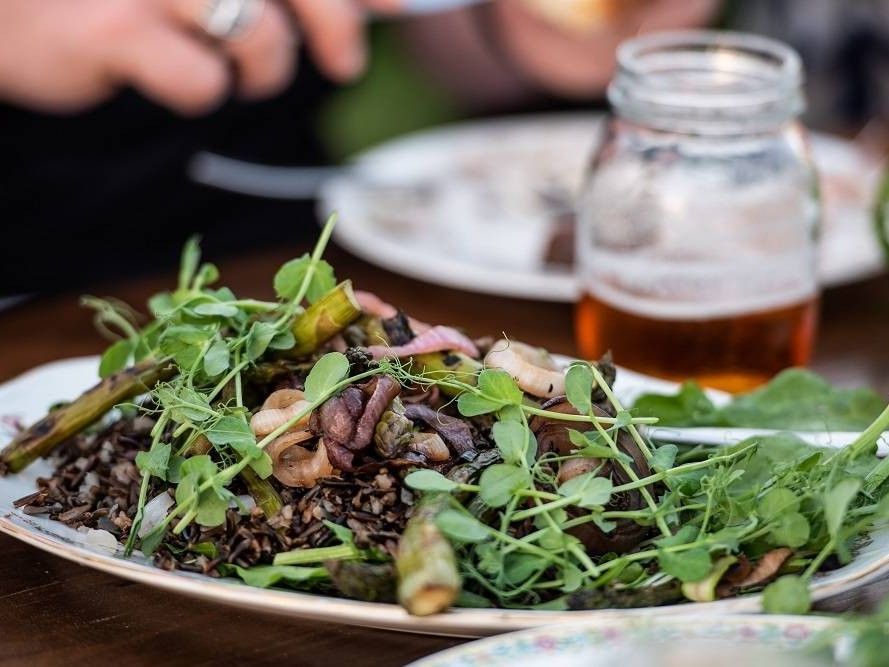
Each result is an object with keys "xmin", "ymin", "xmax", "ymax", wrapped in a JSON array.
[
  {"xmin": 490, "ymin": 0, "xmax": 719, "ymax": 97},
  {"xmin": 0, "ymin": 0, "xmax": 399, "ymax": 115}
]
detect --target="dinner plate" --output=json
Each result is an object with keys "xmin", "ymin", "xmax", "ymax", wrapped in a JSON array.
[
  {"xmin": 2, "ymin": 357, "xmax": 889, "ymax": 637},
  {"xmin": 320, "ymin": 113, "xmax": 885, "ymax": 302},
  {"xmin": 409, "ymin": 614, "xmax": 839, "ymax": 666}
]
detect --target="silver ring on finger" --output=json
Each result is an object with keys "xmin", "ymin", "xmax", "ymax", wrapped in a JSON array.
[{"xmin": 200, "ymin": 0, "xmax": 264, "ymax": 40}]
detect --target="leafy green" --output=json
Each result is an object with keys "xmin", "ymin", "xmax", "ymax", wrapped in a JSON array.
[
  {"xmin": 658, "ymin": 548, "xmax": 712, "ymax": 583},
  {"xmin": 303, "ymin": 352, "xmax": 350, "ymax": 403},
  {"xmin": 135, "ymin": 442, "xmax": 171, "ymax": 480},
  {"xmin": 99, "ymin": 339, "xmax": 133, "ymax": 378},
  {"xmin": 227, "ymin": 564, "xmax": 329, "ymax": 589},
  {"xmin": 274, "ymin": 255, "xmax": 336, "ymax": 304},
  {"xmin": 565, "ymin": 362, "xmax": 593, "ymax": 415},
  {"xmin": 478, "ymin": 464, "xmax": 531, "ymax": 507},
  {"xmin": 492, "ymin": 421, "xmax": 535, "ymax": 467},
  {"xmin": 457, "ymin": 369, "xmax": 523, "ymax": 417},
  {"xmin": 633, "ymin": 369, "xmax": 885, "ymax": 431},
  {"xmin": 202, "ymin": 339, "xmax": 230, "ymax": 377},
  {"xmin": 404, "ymin": 470, "xmax": 459, "ymax": 493},
  {"xmin": 762, "ymin": 575, "xmax": 811, "ymax": 614},
  {"xmin": 558, "ymin": 473, "xmax": 613, "ymax": 508},
  {"xmin": 245, "ymin": 321, "xmax": 278, "ymax": 362},
  {"xmin": 436, "ymin": 510, "xmax": 490, "ymax": 543}
]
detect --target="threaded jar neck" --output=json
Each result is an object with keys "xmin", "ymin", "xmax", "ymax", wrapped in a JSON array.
[{"xmin": 608, "ymin": 30, "xmax": 805, "ymax": 135}]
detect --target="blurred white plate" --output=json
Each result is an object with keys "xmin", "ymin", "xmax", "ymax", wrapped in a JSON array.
[
  {"xmin": 409, "ymin": 614, "xmax": 838, "ymax": 667},
  {"xmin": 3, "ymin": 357, "xmax": 889, "ymax": 636},
  {"xmin": 321, "ymin": 113, "xmax": 885, "ymax": 302}
]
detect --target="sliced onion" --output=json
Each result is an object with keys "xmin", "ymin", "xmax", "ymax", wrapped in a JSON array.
[
  {"xmin": 408, "ymin": 432, "xmax": 450, "ymax": 462},
  {"xmin": 366, "ymin": 325, "xmax": 479, "ymax": 360},
  {"xmin": 485, "ymin": 339, "xmax": 565, "ymax": 398},
  {"xmin": 138, "ymin": 492, "xmax": 175, "ymax": 538},
  {"xmin": 261, "ymin": 388, "xmax": 305, "ymax": 410},
  {"xmin": 250, "ymin": 399, "xmax": 312, "ymax": 436},
  {"xmin": 272, "ymin": 440, "xmax": 335, "ymax": 488}
]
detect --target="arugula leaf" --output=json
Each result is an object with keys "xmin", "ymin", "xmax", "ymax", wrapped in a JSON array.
[
  {"xmin": 762, "ymin": 575, "xmax": 811, "ymax": 614},
  {"xmin": 135, "ymin": 442, "xmax": 171, "ymax": 480},
  {"xmin": 632, "ymin": 381, "xmax": 724, "ymax": 427},
  {"xmin": 633, "ymin": 369, "xmax": 885, "ymax": 431},
  {"xmin": 435, "ymin": 509, "xmax": 490, "ymax": 543},
  {"xmin": 99, "ymin": 339, "xmax": 133, "ymax": 378},
  {"xmin": 478, "ymin": 464, "xmax": 530, "ymax": 507},
  {"xmin": 273, "ymin": 255, "xmax": 336, "ymax": 304},
  {"xmin": 565, "ymin": 362, "xmax": 593, "ymax": 415},
  {"xmin": 303, "ymin": 352, "xmax": 350, "ymax": 402}
]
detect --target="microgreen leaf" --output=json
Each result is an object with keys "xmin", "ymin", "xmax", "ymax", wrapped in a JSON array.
[
  {"xmin": 492, "ymin": 421, "xmax": 536, "ymax": 467},
  {"xmin": 567, "ymin": 429, "xmax": 632, "ymax": 462},
  {"xmin": 177, "ymin": 235, "xmax": 201, "ymax": 292},
  {"xmin": 203, "ymin": 338, "xmax": 230, "ymax": 377},
  {"xmin": 767, "ymin": 512, "xmax": 810, "ymax": 548},
  {"xmin": 658, "ymin": 547, "xmax": 711, "ymax": 582},
  {"xmin": 650, "ymin": 444, "xmax": 678, "ymax": 472},
  {"xmin": 762, "ymin": 575, "xmax": 811, "ymax": 614},
  {"xmin": 825, "ymin": 478, "xmax": 862, "ymax": 540},
  {"xmin": 274, "ymin": 255, "xmax": 336, "ymax": 304},
  {"xmin": 99, "ymin": 339, "xmax": 133, "ymax": 379},
  {"xmin": 135, "ymin": 442, "xmax": 171, "ymax": 480},
  {"xmin": 758, "ymin": 488, "xmax": 800, "ymax": 520},
  {"xmin": 435, "ymin": 509, "xmax": 490, "ymax": 543},
  {"xmin": 229, "ymin": 564, "xmax": 328, "ymax": 589},
  {"xmin": 246, "ymin": 321, "xmax": 278, "ymax": 362},
  {"xmin": 154, "ymin": 385, "xmax": 214, "ymax": 424},
  {"xmin": 404, "ymin": 469, "xmax": 459, "ymax": 493},
  {"xmin": 557, "ymin": 473, "xmax": 613, "ymax": 508},
  {"xmin": 323, "ymin": 520, "xmax": 355, "ymax": 545},
  {"xmin": 458, "ymin": 370, "xmax": 523, "ymax": 417},
  {"xmin": 269, "ymin": 330, "xmax": 296, "ymax": 351},
  {"xmin": 303, "ymin": 352, "xmax": 350, "ymax": 402},
  {"xmin": 565, "ymin": 362, "xmax": 593, "ymax": 415},
  {"xmin": 159, "ymin": 325, "xmax": 213, "ymax": 369},
  {"xmin": 478, "ymin": 464, "xmax": 531, "ymax": 508},
  {"xmin": 192, "ymin": 302, "xmax": 239, "ymax": 318}
]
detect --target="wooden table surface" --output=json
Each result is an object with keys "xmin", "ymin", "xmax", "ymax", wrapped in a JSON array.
[{"xmin": 2, "ymin": 244, "xmax": 888, "ymax": 666}]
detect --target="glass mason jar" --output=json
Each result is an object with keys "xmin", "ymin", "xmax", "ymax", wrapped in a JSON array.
[{"xmin": 576, "ymin": 31, "xmax": 820, "ymax": 392}]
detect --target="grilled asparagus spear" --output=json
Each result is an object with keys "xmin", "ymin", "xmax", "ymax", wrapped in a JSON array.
[{"xmin": 396, "ymin": 493, "xmax": 461, "ymax": 616}]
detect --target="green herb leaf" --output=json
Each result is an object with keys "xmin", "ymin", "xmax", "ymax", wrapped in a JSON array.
[
  {"xmin": 273, "ymin": 255, "xmax": 336, "ymax": 304},
  {"xmin": 658, "ymin": 547, "xmax": 712, "ymax": 582},
  {"xmin": 202, "ymin": 339, "xmax": 230, "ymax": 377},
  {"xmin": 135, "ymin": 442, "xmax": 171, "ymax": 480},
  {"xmin": 478, "ymin": 464, "xmax": 531, "ymax": 507},
  {"xmin": 478, "ymin": 369, "xmax": 524, "ymax": 405},
  {"xmin": 404, "ymin": 469, "xmax": 459, "ymax": 493},
  {"xmin": 758, "ymin": 488, "xmax": 800, "ymax": 520},
  {"xmin": 435, "ymin": 509, "xmax": 490, "ymax": 543},
  {"xmin": 632, "ymin": 381, "xmax": 723, "ymax": 427},
  {"xmin": 768, "ymin": 512, "xmax": 810, "ymax": 548},
  {"xmin": 303, "ymin": 352, "xmax": 350, "ymax": 402},
  {"xmin": 192, "ymin": 302, "xmax": 239, "ymax": 318},
  {"xmin": 99, "ymin": 339, "xmax": 133, "ymax": 379},
  {"xmin": 457, "ymin": 393, "xmax": 502, "ymax": 417},
  {"xmin": 159, "ymin": 325, "xmax": 213, "ymax": 369},
  {"xmin": 154, "ymin": 385, "xmax": 214, "ymax": 423},
  {"xmin": 246, "ymin": 321, "xmax": 279, "ymax": 361},
  {"xmin": 323, "ymin": 520, "xmax": 355, "ymax": 545},
  {"xmin": 558, "ymin": 473, "xmax": 613, "ymax": 508},
  {"xmin": 492, "ymin": 421, "xmax": 535, "ymax": 467},
  {"xmin": 650, "ymin": 444, "xmax": 678, "ymax": 472},
  {"xmin": 207, "ymin": 414, "xmax": 255, "ymax": 451},
  {"xmin": 177, "ymin": 235, "xmax": 201, "ymax": 292},
  {"xmin": 825, "ymin": 478, "xmax": 862, "ymax": 540},
  {"xmin": 762, "ymin": 575, "xmax": 811, "ymax": 614},
  {"xmin": 269, "ymin": 330, "xmax": 296, "ymax": 351},
  {"xmin": 230, "ymin": 564, "xmax": 328, "ymax": 589},
  {"xmin": 565, "ymin": 363, "xmax": 593, "ymax": 415}
]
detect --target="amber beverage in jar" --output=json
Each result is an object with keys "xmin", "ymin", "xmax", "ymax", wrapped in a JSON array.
[
  {"xmin": 575, "ymin": 31, "xmax": 820, "ymax": 392},
  {"xmin": 576, "ymin": 293, "xmax": 818, "ymax": 393}
]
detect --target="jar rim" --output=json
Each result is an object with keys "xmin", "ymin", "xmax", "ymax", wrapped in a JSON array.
[{"xmin": 608, "ymin": 30, "xmax": 805, "ymax": 134}]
